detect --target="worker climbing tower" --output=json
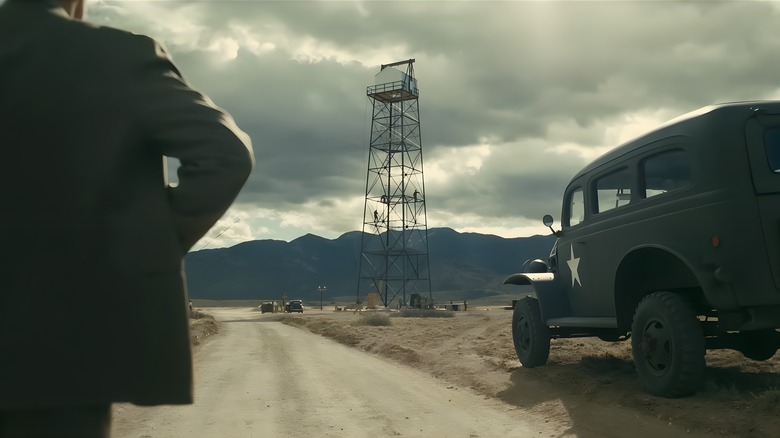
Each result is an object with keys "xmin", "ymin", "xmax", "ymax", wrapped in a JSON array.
[{"xmin": 357, "ymin": 59, "xmax": 431, "ymax": 308}]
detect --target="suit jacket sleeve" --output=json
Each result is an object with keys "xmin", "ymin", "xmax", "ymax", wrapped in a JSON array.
[{"xmin": 131, "ymin": 36, "xmax": 255, "ymax": 252}]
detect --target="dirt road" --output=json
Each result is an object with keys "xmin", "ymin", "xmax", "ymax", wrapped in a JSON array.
[
  {"xmin": 111, "ymin": 308, "xmax": 555, "ymax": 437},
  {"xmin": 277, "ymin": 308, "xmax": 780, "ymax": 438}
]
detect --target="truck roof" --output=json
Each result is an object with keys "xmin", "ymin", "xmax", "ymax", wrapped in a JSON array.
[{"xmin": 571, "ymin": 100, "xmax": 780, "ymax": 181}]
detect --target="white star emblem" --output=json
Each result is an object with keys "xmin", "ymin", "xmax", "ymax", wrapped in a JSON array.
[{"xmin": 567, "ymin": 244, "xmax": 582, "ymax": 287}]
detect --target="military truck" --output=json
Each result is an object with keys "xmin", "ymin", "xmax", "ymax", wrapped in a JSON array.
[{"xmin": 505, "ymin": 101, "xmax": 780, "ymax": 397}]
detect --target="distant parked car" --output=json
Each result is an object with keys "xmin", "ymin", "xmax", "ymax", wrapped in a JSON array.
[
  {"xmin": 287, "ymin": 300, "xmax": 304, "ymax": 313},
  {"xmin": 259, "ymin": 302, "xmax": 274, "ymax": 314}
]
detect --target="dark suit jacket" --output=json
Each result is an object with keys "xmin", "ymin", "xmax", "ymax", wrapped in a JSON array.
[{"xmin": 0, "ymin": 0, "xmax": 254, "ymax": 408}]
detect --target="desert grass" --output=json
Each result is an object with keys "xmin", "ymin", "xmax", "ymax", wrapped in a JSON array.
[
  {"xmin": 752, "ymin": 387, "xmax": 780, "ymax": 411},
  {"xmin": 189, "ymin": 311, "xmax": 218, "ymax": 346},
  {"xmin": 353, "ymin": 313, "xmax": 392, "ymax": 326},
  {"xmin": 395, "ymin": 309, "xmax": 456, "ymax": 318},
  {"xmin": 190, "ymin": 308, "xmax": 212, "ymax": 320}
]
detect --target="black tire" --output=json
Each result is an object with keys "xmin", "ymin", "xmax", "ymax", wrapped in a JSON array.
[
  {"xmin": 512, "ymin": 297, "xmax": 550, "ymax": 368},
  {"xmin": 740, "ymin": 329, "xmax": 778, "ymax": 361},
  {"xmin": 631, "ymin": 292, "xmax": 705, "ymax": 398}
]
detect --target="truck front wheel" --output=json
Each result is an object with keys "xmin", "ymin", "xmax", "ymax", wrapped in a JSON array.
[
  {"xmin": 739, "ymin": 329, "xmax": 778, "ymax": 361},
  {"xmin": 631, "ymin": 292, "xmax": 705, "ymax": 397},
  {"xmin": 512, "ymin": 297, "xmax": 550, "ymax": 368}
]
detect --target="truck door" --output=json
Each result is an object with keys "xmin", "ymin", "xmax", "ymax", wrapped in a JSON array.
[
  {"xmin": 745, "ymin": 113, "xmax": 780, "ymax": 193},
  {"xmin": 579, "ymin": 166, "xmax": 634, "ymax": 316},
  {"xmin": 558, "ymin": 184, "xmax": 597, "ymax": 316},
  {"xmin": 744, "ymin": 113, "xmax": 780, "ymax": 289}
]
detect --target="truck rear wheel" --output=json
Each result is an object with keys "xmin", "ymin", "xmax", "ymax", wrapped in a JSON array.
[
  {"xmin": 512, "ymin": 297, "xmax": 550, "ymax": 368},
  {"xmin": 631, "ymin": 292, "xmax": 705, "ymax": 397}
]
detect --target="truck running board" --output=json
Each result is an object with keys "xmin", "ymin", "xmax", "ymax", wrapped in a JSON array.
[{"xmin": 546, "ymin": 317, "xmax": 618, "ymax": 328}]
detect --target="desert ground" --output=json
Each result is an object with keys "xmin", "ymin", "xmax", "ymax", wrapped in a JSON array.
[
  {"xmin": 249, "ymin": 305, "xmax": 780, "ymax": 438},
  {"xmin": 117, "ymin": 308, "xmax": 560, "ymax": 437}
]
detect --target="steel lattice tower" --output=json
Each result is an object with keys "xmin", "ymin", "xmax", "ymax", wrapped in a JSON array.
[{"xmin": 357, "ymin": 59, "xmax": 431, "ymax": 308}]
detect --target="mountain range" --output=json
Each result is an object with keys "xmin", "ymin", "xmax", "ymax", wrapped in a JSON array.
[{"xmin": 183, "ymin": 227, "xmax": 556, "ymax": 304}]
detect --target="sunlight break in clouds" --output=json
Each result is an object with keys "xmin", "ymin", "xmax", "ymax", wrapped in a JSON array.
[
  {"xmin": 290, "ymin": 36, "xmax": 408, "ymax": 68},
  {"xmin": 192, "ymin": 209, "xmax": 255, "ymax": 251},
  {"xmin": 90, "ymin": 2, "xmax": 275, "ymax": 62},
  {"xmin": 604, "ymin": 109, "xmax": 682, "ymax": 146},
  {"xmin": 108, "ymin": 2, "xmax": 208, "ymax": 51},
  {"xmin": 547, "ymin": 108, "xmax": 680, "ymax": 163},
  {"xmin": 229, "ymin": 24, "xmax": 276, "ymax": 56},
  {"xmin": 196, "ymin": 195, "xmax": 368, "ymax": 248},
  {"xmin": 274, "ymin": 195, "xmax": 366, "ymax": 236},
  {"xmin": 427, "ymin": 211, "xmax": 549, "ymax": 240},
  {"xmin": 425, "ymin": 142, "xmax": 493, "ymax": 186},
  {"xmin": 207, "ymin": 37, "xmax": 241, "ymax": 62},
  {"xmin": 550, "ymin": 142, "xmax": 612, "ymax": 163}
]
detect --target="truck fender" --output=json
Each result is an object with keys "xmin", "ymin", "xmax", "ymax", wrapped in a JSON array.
[{"xmin": 504, "ymin": 272, "xmax": 570, "ymax": 321}]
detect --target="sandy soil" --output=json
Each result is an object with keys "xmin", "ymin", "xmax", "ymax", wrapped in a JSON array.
[
  {"xmin": 117, "ymin": 309, "xmax": 560, "ymax": 438},
  {"xmin": 278, "ymin": 307, "xmax": 780, "ymax": 438},
  {"xmin": 189, "ymin": 311, "xmax": 220, "ymax": 347}
]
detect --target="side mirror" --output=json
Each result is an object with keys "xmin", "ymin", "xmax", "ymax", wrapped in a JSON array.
[{"xmin": 542, "ymin": 214, "xmax": 561, "ymax": 236}]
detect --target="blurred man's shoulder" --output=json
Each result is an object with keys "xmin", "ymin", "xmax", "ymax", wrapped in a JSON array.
[
  {"xmin": 67, "ymin": 19, "xmax": 162, "ymax": 60},
  {"xmin": 0, "ymin": 0, "xmax": 159, "ymax": 53}
]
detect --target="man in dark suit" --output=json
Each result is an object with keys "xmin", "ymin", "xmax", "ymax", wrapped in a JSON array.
[{"xmin": 0, "ymin": 0, "xmax": 254, "ymax": 436}]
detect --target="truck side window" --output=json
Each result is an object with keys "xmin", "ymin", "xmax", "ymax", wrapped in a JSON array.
[
  {"xmin": 642, "ymin": 150, "xmax": 692, "ymax": 198},
  {"xmin": 595, "ymin": 168, "xmax": 631, "ymax": 213},
  {"xmin": 764, "ymin": 128, "xmax": 780, "ymax": 173},
  {"xmin": 567, "ymin": 188, "xmax": 584, "ymax": 227}
]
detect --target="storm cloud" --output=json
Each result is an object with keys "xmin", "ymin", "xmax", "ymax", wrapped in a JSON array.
[{"xmin": 60, "ymin": 1, "xmax": 780, "ymax": 246}]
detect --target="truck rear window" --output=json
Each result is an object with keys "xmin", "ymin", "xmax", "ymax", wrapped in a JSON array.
[
  {"xmin": 642, "ymin": 149, "xmax": 692, "ymax": 197},
  {"xmin": 764, "ymin": 128, "xmax": 780, "ymax": 173},
  {"xmin": 595, "ymin": 168, "xmax": 631, "ymax": 213}
]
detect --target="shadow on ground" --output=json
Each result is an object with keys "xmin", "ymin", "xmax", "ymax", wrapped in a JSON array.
[{"xmin": 497, "ymin": 354, "xmax": 780, "ymax": 438}]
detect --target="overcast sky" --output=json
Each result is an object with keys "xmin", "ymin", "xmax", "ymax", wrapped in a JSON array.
[{"xmin": 73, "ymin": 1, "xmax": 780, "ymax": 247}]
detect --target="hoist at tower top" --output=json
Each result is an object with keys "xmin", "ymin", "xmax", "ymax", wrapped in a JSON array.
[{"xmin": 367, "ymin": 58, "xmax": 418, "ymax": 103}]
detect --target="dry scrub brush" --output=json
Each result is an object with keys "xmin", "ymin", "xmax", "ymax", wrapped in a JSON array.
[
  {"xmin": 190, "ymin": 308, "xmax": 212, "ymax": 320},
  {"xmin": 189, "ymin": 312, "xmax": 218, "ymax": 346},
  {"xmin": 353, "ymin": 313, "xmax": 392, "ymax": 326},
  {"xmin": 395, "ymin": 309, "xmax": 456, "ymax": 318}
]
